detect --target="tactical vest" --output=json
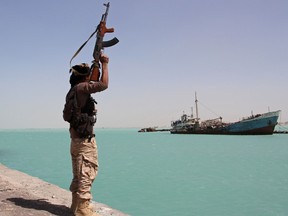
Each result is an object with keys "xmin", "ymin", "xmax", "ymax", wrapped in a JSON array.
[{"xmin": 63, "ymin": 86, "xmax": 97, "ymax": 138}]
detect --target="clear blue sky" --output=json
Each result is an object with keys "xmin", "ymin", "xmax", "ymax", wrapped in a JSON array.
[{"xmin": 0, "ymin": 0, "xmax": 287, "ymax": 129}]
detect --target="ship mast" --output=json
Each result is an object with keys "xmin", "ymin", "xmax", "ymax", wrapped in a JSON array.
[
  {"xmin": 191, "ymin": 107, "xmax": 193, "ymax": 118},
  {"xmin": 195, "ymin": 92, "xmax": 199, "ymax": 122}
]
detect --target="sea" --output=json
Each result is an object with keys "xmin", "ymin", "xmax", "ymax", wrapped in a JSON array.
[{"xmin": 0, "ymin": 128, "xmax": 288, "ymax": 216}]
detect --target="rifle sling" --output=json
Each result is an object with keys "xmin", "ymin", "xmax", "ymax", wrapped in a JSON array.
[{"xmin": 69, "ymin": 29, "xmax": 98, "ymax": 68}]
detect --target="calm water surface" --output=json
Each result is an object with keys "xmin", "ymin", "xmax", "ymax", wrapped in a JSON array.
[{"xmin": 0, "ymin": 128, "xmax": 288, "ymax": 216}]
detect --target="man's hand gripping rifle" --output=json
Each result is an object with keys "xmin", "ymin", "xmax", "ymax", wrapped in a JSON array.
[{"xmin": 90, "ymin": 2, "xmax": 119, "ymax": 81}]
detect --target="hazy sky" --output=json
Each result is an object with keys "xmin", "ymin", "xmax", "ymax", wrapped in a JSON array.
[{"xmin": 0, "ymin": 0, "xmax": 287, "ymax": 129}]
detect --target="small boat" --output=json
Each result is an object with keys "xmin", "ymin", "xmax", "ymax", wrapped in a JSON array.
[
  {"xmin": 138, "ymin": 127, "xmax": 157, "ymax": 132},
  {"xmin": 171, "ymin": 94, "xmax": 281, "ymax": 135}
]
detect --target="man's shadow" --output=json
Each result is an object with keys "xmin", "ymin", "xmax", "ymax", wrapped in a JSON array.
[{"xmin": 7, "ymin": 197, "xmax": 73, "ymax": 216}]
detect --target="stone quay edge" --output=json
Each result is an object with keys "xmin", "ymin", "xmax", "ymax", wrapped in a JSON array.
[{"xmin": 0, "ymin": 163, "xmax": 129, "ymax": 216}]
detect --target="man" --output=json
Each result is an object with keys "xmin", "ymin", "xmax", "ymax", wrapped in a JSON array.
[{"xmin": 64, "ymin": 54, "xmax": 109, "ymax": 216}]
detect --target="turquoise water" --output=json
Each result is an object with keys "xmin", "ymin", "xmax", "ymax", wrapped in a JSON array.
[{"xmin": 0, "ymin": 128, "xmax": 288, "ymax": 216}]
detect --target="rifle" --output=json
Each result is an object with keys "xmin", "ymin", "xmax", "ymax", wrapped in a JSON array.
[
  {"xmin": 90, "ymin": 2, "xmax": 119, "ymax": 81},
  {"xmin": 69, "ymin": 2, "xmax": 119, "ymax": 80}
]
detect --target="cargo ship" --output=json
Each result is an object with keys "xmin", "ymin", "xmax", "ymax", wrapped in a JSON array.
[{"xmin": 171, "ymin": 94, "xmax": 280, "ymax": 135}]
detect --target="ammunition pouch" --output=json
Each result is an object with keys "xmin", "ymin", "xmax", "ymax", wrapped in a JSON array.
[
  {"xmin": 70, "ymin": 95, "xmax": 97, "ymax": 138},
  {"xmin": 71, "ymin": 112, "xmax": 97, "ymax": 138}
]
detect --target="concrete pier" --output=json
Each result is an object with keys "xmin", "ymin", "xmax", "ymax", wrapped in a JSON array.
[{"xmin": 0, "ymin": 164, "xmax": 128, "ymax": 216}]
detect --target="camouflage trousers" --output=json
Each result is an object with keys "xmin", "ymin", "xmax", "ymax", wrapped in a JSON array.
[{"xmin": 69, "ymin": 137, "xmax": 99, "ymax": 200}]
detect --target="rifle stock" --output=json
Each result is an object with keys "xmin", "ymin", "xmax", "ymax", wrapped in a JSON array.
[{"xmin": 89, "ymin": 65, "xmax": 100, "ymax": 82}]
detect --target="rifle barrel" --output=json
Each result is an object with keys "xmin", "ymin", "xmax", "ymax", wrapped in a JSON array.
[{"xmin": 103, "ymin": 2, "xmax": 110, "ymax": 22}]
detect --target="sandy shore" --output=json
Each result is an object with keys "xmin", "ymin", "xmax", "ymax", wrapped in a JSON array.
[{"xmin": 0, "ymin": 164, "xmax": 128, "ymax": 216}]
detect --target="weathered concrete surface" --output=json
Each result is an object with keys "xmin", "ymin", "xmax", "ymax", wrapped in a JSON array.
[{"xmin": 0, "ymin": 164, "xmax": 129, "ymax": 216}]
